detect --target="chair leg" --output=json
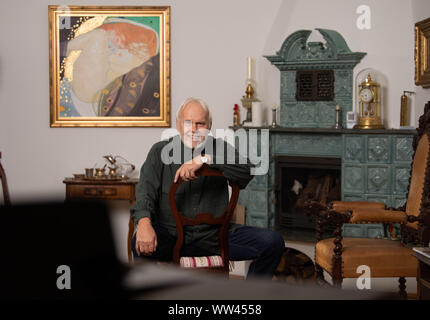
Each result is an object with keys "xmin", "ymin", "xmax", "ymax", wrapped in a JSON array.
[
  {"xmin": 315, "ymin": 264, "xmax": 324, "ymax": 279},
  {"xmin": 314, "ymin": 264, "xmax": 333, "ymax": 288},
  {"xmin": 332, "ymin": 225, "xmax": 344, "ymax": 288},
  {"xmin": 332, "ymin": 274, "xmax": 343, "ymax": 288},
  {"xmin": 398, "ymin": 277, "xmax": 407, "ymax": 299},
  {"xmin": 315, "ymin": 264, "xmax": 324, "ymax": 284}
]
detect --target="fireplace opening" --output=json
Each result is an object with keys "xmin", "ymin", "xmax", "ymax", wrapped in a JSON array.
[{"xmin": 275, "ymin": 156, "xmax": 341, "ymax": 242}]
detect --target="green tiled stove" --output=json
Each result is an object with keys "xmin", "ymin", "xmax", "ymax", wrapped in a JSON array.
[{"xmin": 236, "ymin": 29, "xmax": 416, "ymax": 241}]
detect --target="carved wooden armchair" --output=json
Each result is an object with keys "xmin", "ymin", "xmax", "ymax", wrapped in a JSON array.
[
  {"xmin": 168, "ymin": 164, "xmax": 240, "ymax": 275},
  {"xmin": 306, "ymin": 102, "xmax": 430, "ymax": 297}
]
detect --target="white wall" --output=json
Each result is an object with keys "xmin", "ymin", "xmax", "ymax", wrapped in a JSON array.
[
  {"xmin": 259, "ymin": 0, "xmax": 430, "ymax": 129},
  {"xmin": 0, "ymin": 0, "xmax": 283, "ymax": 202},
  {"xmin": 1, "ymin": 0, "xmax": 429, "ymax": 262}
]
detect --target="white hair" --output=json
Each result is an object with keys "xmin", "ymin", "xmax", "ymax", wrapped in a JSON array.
[{"xmin": 176, "ymin": 97, "xmax": 212, "ymax": 129}]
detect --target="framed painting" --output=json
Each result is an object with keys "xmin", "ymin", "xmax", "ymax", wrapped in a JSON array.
[
  {"xmin": 415, "ymin": 17, "xmax": 430, "ymax": 88},
  {"xmin": 48, "ymin": 6, "xmax": 170, "ymax": 127}
]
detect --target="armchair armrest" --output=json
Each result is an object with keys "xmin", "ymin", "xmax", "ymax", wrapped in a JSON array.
[
  {"xmin": 330, "ymin": 201, "xmax": 386, "ymax": 213},
  {"xmin": 349, "ymin": 208, "xmax": 408, "ymax": 224}
]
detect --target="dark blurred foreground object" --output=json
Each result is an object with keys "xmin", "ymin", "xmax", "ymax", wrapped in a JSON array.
[
  {"xmin": 0, "ymin": 200, "xmax": 127, "ymax": 299},
  {"xmin": 125, "ymin": 262, "xmax": 396, "ymax": 300},
  {"xmin": 0, "ymin": 200, "xmax": 395, "ymax": 300}
]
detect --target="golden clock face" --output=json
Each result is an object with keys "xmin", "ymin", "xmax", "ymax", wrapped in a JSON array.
[{"xmin": 359, "ymin": 88, "xmax": 373, "ymax": 103}]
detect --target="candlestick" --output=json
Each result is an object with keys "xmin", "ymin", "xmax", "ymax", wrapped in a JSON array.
[
  {"xmin": 333, "ymin": 105, "xmax": 343, "ymax": 129},
  {"xmin": 271, "ymin": 104, "xmax": 277, "ymax": 128}
]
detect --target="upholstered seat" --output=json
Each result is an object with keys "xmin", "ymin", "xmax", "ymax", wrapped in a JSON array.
[{"xmin": 316, "ymin": 238, "xmax": 417, "ymax": 278}]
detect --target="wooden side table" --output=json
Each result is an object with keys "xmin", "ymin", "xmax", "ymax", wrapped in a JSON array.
[
  {"xmin": 413, "ymin": 251, "xmax": 430, "ymax": 300},
  {"xmin": 63, "ymin": 177, "xmax": 138, "ymax": 263}
]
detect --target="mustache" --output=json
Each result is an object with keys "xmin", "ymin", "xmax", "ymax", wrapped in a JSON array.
[{"xmin": 184, "ymin": 131, "xmax": 208, "ymax": 142}]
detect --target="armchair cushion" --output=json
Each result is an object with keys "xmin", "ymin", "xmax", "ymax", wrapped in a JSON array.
[
  {"xmin": 349, "ymin": 209, "xmax": 408, "ymax": 224},
  {"xmin": 315, "ymin": 238, "xmax": 417, "ymax": 278},
  {"xmin": 331, "ymin": 201, "xmax": 386, "ymax": 213},
  {"xmin": 179, "ymin": 256, "xmax": 224, "ymax": 268}
]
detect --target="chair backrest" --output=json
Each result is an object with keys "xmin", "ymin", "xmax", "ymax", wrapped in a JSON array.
[
  {"xmin": 403, "ymin": 101, "xmax": 430, "ymax": 244},
  {"xmin": 405, "ymin": 133, "xmax": 429, "ymax": 219},
  {"xmin": 0, "ymin": 152, "xmax": 11, "ymax": 206},
  {"xmin": 168, "ymin": 164, "xmax": 240, "ymax": 267}
]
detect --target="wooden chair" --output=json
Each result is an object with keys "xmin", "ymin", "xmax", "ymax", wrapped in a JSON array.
[
  {"xmin": 306, "ymin": 101, "xmax": 430, "ymax": 297},
  {"xmin": 0, "ymin": 152, "xmax": 11, "ymax": 206},
  {"xmin": 168, "ymin": 164, "xmax": 240, "ymax": 275}
]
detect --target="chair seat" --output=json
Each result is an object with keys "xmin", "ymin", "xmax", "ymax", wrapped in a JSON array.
[
  {"xmin": 179, "ymin": 256, "xmax": 224, "ymax": 268},
  {"xmin": 316, "ymin": 238, "xmax": 418, "ymax": 278}
]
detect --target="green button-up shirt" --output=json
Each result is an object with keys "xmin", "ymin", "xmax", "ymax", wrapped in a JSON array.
[{"xmin": 130, "ymin": 135, "xmax": 253, "ymax": 255}]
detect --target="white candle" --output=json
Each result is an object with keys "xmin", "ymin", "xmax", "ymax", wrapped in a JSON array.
[
  {"xmin": 252, "ymin": 102, "xmax": 263, "ymax": 127},
  {"xmin": 247, "ymin": 56, "xmax": 252, "ymax": 80}
]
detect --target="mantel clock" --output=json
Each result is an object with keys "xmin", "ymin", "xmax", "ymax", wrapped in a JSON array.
[{"xmin": 354, "ymin": 74, "xmax": 385, "ymax": 129}]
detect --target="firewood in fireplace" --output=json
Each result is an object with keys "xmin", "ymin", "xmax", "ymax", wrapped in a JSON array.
[
  {"xmin": 295, "ymin": 174, "xmax": 321, "ymax": 208},
  {"xmin": 295, "ymin": 173, "xmax": 340, "ymax": 208}
]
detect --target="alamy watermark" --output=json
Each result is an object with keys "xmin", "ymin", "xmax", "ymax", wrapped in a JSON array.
[
  {"xmin": 56, "ymin": 265, "xmax": 71, "ymax": 290},
  {"xmin": 356, "ymin": 265, "xmax": 371, "ymax": 290},
  {"xmin": 356, "ymin": 5, "xmax": 371, "ymax": 30},
  {"xmin": 57, "ymin": 5, "xmax": 71, "ymax": 30}
]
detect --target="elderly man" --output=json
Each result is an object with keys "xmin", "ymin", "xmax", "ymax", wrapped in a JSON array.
[{"xmin": 130, "ymin": 98, "xmax": 284, "ymax": 278}]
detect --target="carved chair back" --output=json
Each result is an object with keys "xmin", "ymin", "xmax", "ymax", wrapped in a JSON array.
[
  {"xmin": 0, "ymin": 152, "xmax": 11, "ymax": 206},
  {"xmin": 168, "ymin": 164, "xmax": 240, "ymax": 272},
  {"xmin": 402, "ymin": 102, "xmax": 430, "ymax": 245}
]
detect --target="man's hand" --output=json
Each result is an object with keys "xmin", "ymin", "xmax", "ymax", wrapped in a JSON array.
[
  {"xmin": 174, "ymin": 155, "xmax": 211, "ymax": 183},
  {"xmin": 135, "ymin": 217, "xmax": 157, "ymax": 256}
]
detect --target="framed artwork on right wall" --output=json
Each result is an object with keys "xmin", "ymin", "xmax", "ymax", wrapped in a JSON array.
[{"xmin": 415, "ymin": 17, "xmax": 430, "ymax": 88}]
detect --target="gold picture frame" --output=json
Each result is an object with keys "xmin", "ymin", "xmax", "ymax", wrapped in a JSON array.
[
  {"xmin": 415, "ymin": 17, "xmax": 430, "ymax": 88},
  {"xmin": 48, "ymin": 5, "xmax": 170, "ymax": 127}
]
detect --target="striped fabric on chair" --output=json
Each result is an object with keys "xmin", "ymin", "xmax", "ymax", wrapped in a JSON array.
[{"xmin": 179, "ymin": 256, "xmax": 224, "ymax": 268}]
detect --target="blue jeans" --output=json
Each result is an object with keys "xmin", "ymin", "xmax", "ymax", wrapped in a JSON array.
[{"xmin": 132, "ymin": 225, "xmax": 285, "ymax": 279}]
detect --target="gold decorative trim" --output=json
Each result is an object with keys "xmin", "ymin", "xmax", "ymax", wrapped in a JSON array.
[
  {"xmin": 415, "ymin": 17, "xmax": 430, "ymax": 88},
  {"xmin": 48, "ymin": 5, "xmax": 171, "ymax": 127}
]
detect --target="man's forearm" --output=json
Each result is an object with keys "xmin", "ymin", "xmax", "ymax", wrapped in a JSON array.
[
  {"xmin": 138, "ymin": 217, "xmax": 152, "ymax": 226},
  {"xmin": 130, "ymin": 206, "xmax": 153, "ymax": 227}
]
